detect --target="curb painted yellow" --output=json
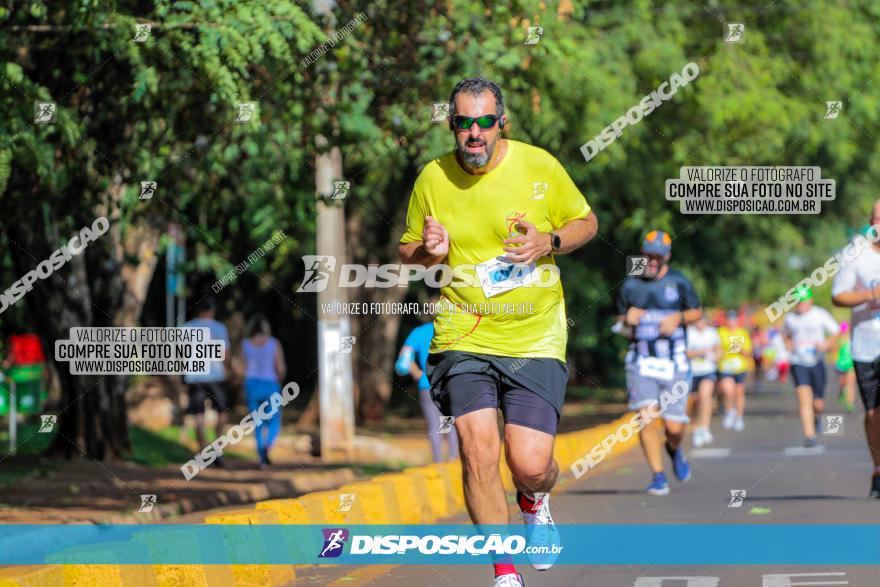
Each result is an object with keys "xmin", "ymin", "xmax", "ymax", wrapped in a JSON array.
[
  {"xmin": 254, "ymin": 498, "xmax": 309, "ymax": 523},
  {"xmin": 434, "ymin": 460, "xmax": 465, "ymax": 511},
  {"xmin": 5, "ymin": 414, "xmax": 640, "ymax": 586},
  {"xmin": 335, "ymin": 482, "xmax": 397, "ymax": 524},
  {"xmin": 404, "ymin": 467, "xmax": 449, "ymax": 519},
  {"xmin": 131, "ymin": 527, "xmax": 235, "ymax": 587},
  {"xmin": 370, "ymin": 474, "xmax": 424, "ymax": 523},
  {"xmin": 498, "ymin": 452, "xmax": 517, "ymax": 493},
  {"xmin": 203, "ymin": 508, "xmax": 295, "ymax": 587},
  {"xmin": 42, "ymin": 539, "xmax": 159, "ymax": 587},
  {"xmin": 0, "ymin": 566, "xmax": 64, "ymax": 587},
  {"xmin": 297, "ymin": 490, "xmax": 361, "ymax": 524}
]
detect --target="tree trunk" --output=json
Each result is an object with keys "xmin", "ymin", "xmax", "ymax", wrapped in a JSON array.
[
  {"xmin": 6, "ymin": 186, "xmax": 161, "ymax": 460},
  {"xmin": 351, "ymin": 288, "xmax": 406, "ymax": 421},
  {"xmin": 340, "ymin": 154, "xmax": 420, "ymax": 422}
]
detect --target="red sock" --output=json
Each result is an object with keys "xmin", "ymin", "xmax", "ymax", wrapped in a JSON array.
[
  {"xmin": 517, "ymin": 490, "xmax": 540, "ymax": 514},
  {"xmin": 494, "ymin": 555, "xmax": 517, "ymax": 577}
]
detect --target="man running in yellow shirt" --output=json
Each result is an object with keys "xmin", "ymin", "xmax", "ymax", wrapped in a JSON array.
[{"xmin": 399, "ymin": 77, "xmax": 598, "ymax": 587}]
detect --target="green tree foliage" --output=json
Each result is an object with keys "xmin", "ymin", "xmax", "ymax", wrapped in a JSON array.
[{"xmin": 1, "ymin": 0, "xmax": 878, "ymax": 457}]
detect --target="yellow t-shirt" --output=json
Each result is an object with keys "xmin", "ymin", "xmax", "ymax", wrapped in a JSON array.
[
  {"xmin": 718, "ymin": 326, "xmax": 754, "ymax": 375},
  {"xmin": 400, "ymin": 140, "xmax": 591, "ymax": 360}
]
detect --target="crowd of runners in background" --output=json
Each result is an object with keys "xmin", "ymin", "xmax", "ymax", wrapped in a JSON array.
[
  {"xmin": 683, "ymin": 301, "xmax": 857, "ymax": 450},
  {"xmin": 614, "ymin": 205, "xmax": 879, "ymax": 503}
]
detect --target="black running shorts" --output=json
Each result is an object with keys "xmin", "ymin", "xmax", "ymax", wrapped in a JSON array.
[
  {"xmin": 791, "ymin": 363, "xmax": 828, "ymax": 399},
  {"xmin": 426, "ymin": 351, "xmax": 567, "ymax": 436},
  {"xmin": 854, "ymin": 358, "xmax": 880, "ymax": 410},
  {"xmin": 186, "ymin": 381, "xmax": 230, "ymax": 415}
]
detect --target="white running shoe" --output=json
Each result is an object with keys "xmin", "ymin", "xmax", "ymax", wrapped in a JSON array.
[
  {"xmin": 733, "ymin": 417, "xmax": 745, "ymax": 432},
  {"xmin": 494, "ymin": 573, "xmax": 525, "ymax": 587},
  {"xmin": 521, "ymin": 492, "xmax": 561, "ymax": 571},
  {"xmin": 703, "ymin": 429, "xmax": 714, "ymax": 445},
  {"xmin": 692, "ymin": 428, "xmax": 707, "ymax": 448},
  {"xmin": 722, "ymin": 410, "xmax": 737, "ymax": 430}
]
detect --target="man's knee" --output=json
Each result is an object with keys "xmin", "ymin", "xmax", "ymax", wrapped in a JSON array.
[
  {"xmin": 506, "ymin": 440, "xmax": 555, "ymax": 486},
  {"xmin": 508, "ymin": 456, "xmax": 553, "ymax": 488}
]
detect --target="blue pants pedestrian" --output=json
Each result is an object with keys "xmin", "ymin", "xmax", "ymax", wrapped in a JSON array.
[{"xmin": 245, "ymin": 378, "xmax": 282, "ymax": 464}]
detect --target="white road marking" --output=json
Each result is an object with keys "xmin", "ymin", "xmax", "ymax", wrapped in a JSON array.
[
  {"xmin": 690, "ymin": 448, "xmax": 731, "ymax": 458},
  {"xmin": 762, "ymin": 571, "xmax": 848, "ymax": 586},
  {"xmin": 783, "ymin": 445, "xmax": 826, "ymax": 455},
  {"xmin": 634, "ymin": 578, "xmax": 719, "ymax": 587}
]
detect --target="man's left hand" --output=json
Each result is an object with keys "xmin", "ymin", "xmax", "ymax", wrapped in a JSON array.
[
  {"xmin": 503, "ymin": 218, "xmax": 552, "ymax": 263},
  {"xmin": 659, "ymin": 313, "xmax": 683, "ymax": 336}
]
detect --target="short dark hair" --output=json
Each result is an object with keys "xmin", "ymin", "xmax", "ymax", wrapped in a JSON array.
[
  {"xmin": 194, "ymin": 296, "xmax": 216, "ymax": 315},
  {"xmin": 448, "ymin": 76, "xmax": 505, "ymax": 117}
]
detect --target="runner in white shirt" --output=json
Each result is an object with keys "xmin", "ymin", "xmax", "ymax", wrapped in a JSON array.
[
  {"xmin": 686, "ymin": 317, "xmax": 721, "ymax": 447},
  {"xmin": 831, "ymin": 200, "xmax": 880, "ymax": 498},
  {"xmin": 782, "ymin": 289, "xmax": 839, "ymax": 447}
]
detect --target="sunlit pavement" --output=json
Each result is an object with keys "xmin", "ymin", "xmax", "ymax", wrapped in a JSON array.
[{"xmin": 294, "ymin": 385, "xmax": 878, "ymax": 586}]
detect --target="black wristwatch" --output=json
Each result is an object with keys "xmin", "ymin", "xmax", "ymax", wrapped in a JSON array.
[{"xmin": 550, "ymin": 232, "xmax": 562, "ymax": 252}]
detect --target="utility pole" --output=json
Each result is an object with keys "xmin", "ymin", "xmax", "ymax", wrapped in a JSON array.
[
  {"xmin": 311, "ymin": 0, "xmax": 354, "ymax": 462},
  {"xmin": 315, "ymin": 141, "xmax": 355, "ymax": 460}
]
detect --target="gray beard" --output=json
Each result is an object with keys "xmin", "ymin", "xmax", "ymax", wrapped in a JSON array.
[{"xmin": 456, "ymin": 137, "xmax": 496, "ymax": 169}]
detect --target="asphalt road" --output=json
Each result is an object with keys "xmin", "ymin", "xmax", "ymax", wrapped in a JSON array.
[{"xmin": 295, "ymin": 385, "xmax": 879, "ymax": 586}]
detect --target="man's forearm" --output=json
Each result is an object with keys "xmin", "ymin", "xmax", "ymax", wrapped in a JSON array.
[
  {"xmin": 552, "ymin": 212, "xmax": 598, "ymax": 255},
  {"xmin": 398, "ymin": 241, "xmax": 446, "ymax": 267},
  {"xmin": 832, "ymin": 290, "xmax": 873, "ymax": 307},
  {"xmin": 682, "ymin": 308, "xmax": 702, "ymax": 324}
]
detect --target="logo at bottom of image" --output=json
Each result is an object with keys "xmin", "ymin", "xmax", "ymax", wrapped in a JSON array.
[
  {"xmin": 315, "ymin": 529, "xmax": 545, "ymax": 558},
  {"xmin": 319, "ymin": 528, "xmax": 350, "ymax": 558}
]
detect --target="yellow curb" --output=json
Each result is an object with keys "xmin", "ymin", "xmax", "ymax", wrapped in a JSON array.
[
  {"xmin": 564, "ymin": 413, "xmax": 642, "ymax": 475},
  {"xmin": 148, "ymin": 565, "xmax": 233, "ymax": 587},
  {"xmin": 553, "ymin": 436, "xmax": 572, "ymax": 470},
  {"xmin": 0, "ymin": 417, "xmax": 641, "ymax": 587},
  {"xmin": 428, "ymin": 462, "xmax": 461, "ymax": 512},
  {"xmin": 295, "ymin": 490, "xmax": 367, "ymax": 524},
  {"xmin": 370, "ymin": 474, "xmax": 422, "ymax": 523},
  {"xmin": 131, "ymin": 527, "xmax": 235, "ymax": 586},
  {"xmin": 255, "ymin": 498, "xmax": 309, "ymax": 524},
  {"xmin": 0, "ymin": 567, "xmax": 64, "ymax": 587},
  {"xmin": 404, "ymin": 467, "xmax": 449, "ymax": 519},
  {"xmin": 42, "ymin": 539, "xmax": 158, "ymax": 587},
  {"xmin": 59, "ymin": 563, "xmax": 157, "ymax": 587},
  {"xmin": 204, "ymin": 508, "xmax": 295, "ymax": 587},
  {"xmin": 336, "ymin": 482, "xmax": 398, "ymax": 524},
  {"xmin": 498, "ymin": 451, "xmax": 516, "ymax": 493},
  {"xmin": 401, "ymin": 467, "xmax": 441, "ymax": 522},
  {"xmin": 203, "ymin": 508, "xmax": 276, "ymax": 525},
  {"xmin": 434, "ymin": 461, "xmax": 465, "ymax": 511},
  {"xmin": 297, "ymin": 491, "xmax": 346, "ymax": 524}
]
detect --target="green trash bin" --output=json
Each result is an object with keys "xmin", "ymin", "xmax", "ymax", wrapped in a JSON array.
[
  {"xmin": 0, "ymin": 380, "xmax": 8, "ymax": 417},
  {"xmin": 9, "ymin": 364, "xmax": 46, "ymax": 416}
]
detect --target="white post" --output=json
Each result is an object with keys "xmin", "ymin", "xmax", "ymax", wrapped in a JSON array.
[{"xmin": 315, "ymin": 140, "xmax": 355, "ymax": 461}]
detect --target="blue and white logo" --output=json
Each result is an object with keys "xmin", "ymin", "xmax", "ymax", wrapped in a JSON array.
[{"xmin": 319, "ymin": 528, "xmax": 349, "ymax": 558}]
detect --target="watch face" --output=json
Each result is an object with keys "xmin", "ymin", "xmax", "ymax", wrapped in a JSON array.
[{"xmin": 552, "ymin": 233, "xmax": 561, "ymax": 250}]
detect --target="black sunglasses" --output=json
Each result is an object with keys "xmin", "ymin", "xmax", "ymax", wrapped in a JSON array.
[{"xmin": 451, "ymin": 114, "xmax": 500, "ymax": 130}]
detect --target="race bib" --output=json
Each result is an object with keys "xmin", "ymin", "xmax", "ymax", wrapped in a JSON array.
[
  {"xmin": 793, "ymin": 344, "xmax": 819, "ymax": 366},
  {"xmin": 475, "ymin": 257, "xmax": 536, "ymax": 298},
  {"xmin": 638, "ymin": 356, "xmax": 675, "ymax": 381},
  {"xmin": 719, "ymin": 356, "xmax": 745, "ymax": 374}
]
